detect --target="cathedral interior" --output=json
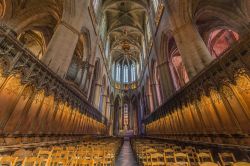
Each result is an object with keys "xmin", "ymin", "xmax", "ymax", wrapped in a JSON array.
[{"xmin": 0, "ymin": 0, "xmax": 250, "ymax": 165}]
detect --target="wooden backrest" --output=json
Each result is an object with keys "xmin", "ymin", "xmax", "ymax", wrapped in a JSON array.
[
  {"xmin": 219, "ymin": 152, "xmax": 236, "ymax": 166},
  {"xmin": 22, "ymin": 157, "xmax": 43, "ymax": 166},
  {"xmin": 37, "ymin": 150, "xmax": 52, "ymax": 159},
  {"xmin": 174, "ymin": 152, "xmax": 190, "ymax": 164},
  {"xmin": 150, "ymin": 153, "xmax": 164, "ymax": 163},
  {"xmin": 0, "ymin": 156, "xmax": 18, "ymax": 165},
  {"xmin": 197, "ymin": 152, "xmax": 214, "ymax": 163}
]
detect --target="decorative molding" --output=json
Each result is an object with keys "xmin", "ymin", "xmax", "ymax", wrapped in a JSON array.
[
  {"xmin": 144, "ymin": 33, "xmax": 250, "ymax": 124},
  {"xmin": 0, "ymin": 25, "xmax": 108, "ymax": 125}
]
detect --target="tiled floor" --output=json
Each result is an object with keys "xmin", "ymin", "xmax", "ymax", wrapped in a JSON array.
[{"xmin": 115, "ymin": 137, "xmax": 138, "ymax": 166}]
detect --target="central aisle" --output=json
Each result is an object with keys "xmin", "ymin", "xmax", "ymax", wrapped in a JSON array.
[{"xmin": 115, "ymin": 137, "xmax": 138, "ymax": 166}]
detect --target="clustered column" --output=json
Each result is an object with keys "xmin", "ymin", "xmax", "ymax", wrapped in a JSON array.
[
  {"xmin": 172, "ymin": 21, "xmax": 214, "ymax": 78},
  {"xmin": 41, "ymin": 21, "xmax": 79, "ymax": 78}
]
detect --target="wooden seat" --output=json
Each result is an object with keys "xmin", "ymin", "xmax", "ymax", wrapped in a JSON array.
[
  {"xmin": 92, "ymin": 150, "xmax": 105, "ymax": 165},
  {"xmin": 52, "ymin": 146, "xmax": 63, "ymax": 153},
  {"xmin": 148, "ymin": 153, "xmax": 165, "ymax": 166},
  {"xmin": 66, "ymin": 146, "xmax": 76, "ymax": 152},
  {"xmin": 173, "ymin": 146, "xmax": 182, "ymax": 152},
  {"xmin": 219, "ymin": 152, "xmax": 236, "ymax": 166},
  {"xmin": 102, "ymin": 153, "xmax": 114, "ymax": 166},
  {"xmin": 75, "ymin": 159, "xmax": 94, "ymax": 166},
  {"xmin": 163, "ymin": 148, "xmax": 175, "ymax": 164},
  {"xmin": 21, "ymin": 157, "xmax": 44, "ymax": 166},
  {"xmin": 77, "ymin": 151, "xmax": 91, "ymax": 160},
  {"xmin": 185, "ymin": 146, "xmax": 196, "ymax": 153},
  {"xmin": 233, "ymin": 162, "xmax": 250, "ymax": 166},
  {"xmin": 52, "ymin": 150, "xmax": 71, "ymax": 165},
  {"xmin": 182, "ymin": 148, "xmax": 197, "ymax": 164},
  {"xmin": 174, "ymin": 153, "xmax": 191, "ymax": 166},
  {"xmin": 13, "ymin": 149, "xmax": 33, "ymax": 158},
  {"xmin": 0, "ymin": 156, "xmax": 18, "ymax": 166},
  {"xmin": 198, "ymin": 149, "xmax": 211, "ymax": 154},
  {"xmin": 199, "ymin": 162, "xmax": 220, "ymax": 166},
  {"xmin": 50, "ymin": 158, "xmax": 68, "ymax": 166},
  {"xmin": 37, "ymin": 150, "xmax": 52, "ymax": 165},
  {"xmin": 37, "ymin": 150, "xmax": 52, "ymax": 158},
  {"xmin": 197, "ymin": 152, "xmax": 214, "ymax": 163}
]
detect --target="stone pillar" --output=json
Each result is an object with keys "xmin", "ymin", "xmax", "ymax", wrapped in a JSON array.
[
  {"xmin": 119, "ymin": 104, "xmax": 123, "ymax": 131},
  {"xmin": 102, "ymin": 94, "xmax": 107, "ymax": 114},
  {"xmin": 114, "ymin": 105, "xmax": 119, "ymax": 136},
  {"xmin": 80, "ymin": 67, "xmax": 88, "ymax": 89},
  {"xmin": 172, "ymin": 22, "xmax": 214, "ymax": 78},
  {"xmin": 84, "ymin": 75, "xmax": 91, "ymax": 93},
  {"xmin": 129, "ymin": 101, "xmax": 133, "ymax": 130},
  {"xmin": 75, "ymin": 68, "xmax": 83, "ymax": 84},
  {"xmin": 106, "ymin": 100, "xmax": 110, "ymax": 120},
  {"xmin": 147, "ymin": 93, "xmax": 154, "ymax": 113},
  {"xmin": 158, "ymin": 61, "xmax": 175, "ymax": 99},
  {"xmin": 93, "ymin": 82, "xmax": 102, "ymax": 109},
  {"xmin": 109, "ymin": 104, "xmax": 114, "ymax": 135},
  {"xmin": 151, "ymin": 83, "xmax": 159, "ymax": 109},
  {"xmin": 41, "ymin": 21, "xmax": 79, "ymax": 78}
]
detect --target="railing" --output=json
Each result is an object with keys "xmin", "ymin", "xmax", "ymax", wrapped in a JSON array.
[
  {"xmin": 143, "ymin": 32, "xmax": 250, "ymax": 145},
  {"xmin": 0, "ymin": 25, "xmax": 108, "ymax": 126}
]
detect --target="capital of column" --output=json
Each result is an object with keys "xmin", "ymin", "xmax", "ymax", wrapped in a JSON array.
[
  {"xmin": 59, "ymin": 20, "xmax": 80, "ymax": 36},
  {"xmin": 171, "ymin": 20, "xmax": 192, "ymax": 35}
]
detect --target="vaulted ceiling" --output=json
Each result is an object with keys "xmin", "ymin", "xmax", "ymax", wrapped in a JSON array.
[{"xmin": 102, "ymin": 0, "xmax": 148, "ymax": 63}]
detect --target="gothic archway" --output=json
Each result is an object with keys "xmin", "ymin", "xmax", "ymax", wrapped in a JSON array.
[
  {"xmin": 167, "ymin": 37, "xmax": 189, "ymax": 90},
  {"xmin": 207, "ymin": 28, "xmax": 239, "ymax": 58}
]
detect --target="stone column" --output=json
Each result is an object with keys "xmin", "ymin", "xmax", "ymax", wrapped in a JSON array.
[
  {"xmin": 75, "ymin": 68, "xmax": 83, "ymax": 84},
  {"xmin": 84, "ymin": 75, "xmax": 91, "ymax": 93},
  {"xmin": 41, "ymin": 21, "xmax": 79, "ymax": 78},
  {"xmin": 102, "ymin": 94, "xmax": 107, "ymax": 114},
  {"xmin": 80, "ymin": 67, "xmax": 88, "ymax": 89},
  {"xmin": 147, "ymin": 93, "xmax": 154, "ymax": 113},
  {"xmin": 119, "ymin": 104, "xmax": 123, "ymax": 131},
  {"xmin": 114, "ymin": 105, "xmax": 119, "ymax": 136},
  {"xmin": 106, "ymin": 100, "xmax": 110, "ymax": 120},
  {"xmin": 129, "ymin": 101, "xmax": 133, "ymax": 130},
  {"xmin": 172, "ymin": 22, "xmax": 214, "ymax": 78},
  {"xmin": 151, "ymin": 83, "xmax": 159, "ymax": 109},
  {"xmin": 158, "ymin": 61, "xmax": 174, "ymax": 99},
  {"xmin": 109, "ymin": 104, "xmax": 114, "ymax": 135},
  {"xmin": 93, "ymin": 82, "xmax": 102, "ymax": 109}
]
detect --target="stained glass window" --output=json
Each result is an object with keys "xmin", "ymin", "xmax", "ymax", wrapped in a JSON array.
[
  {"xmin": 116, "ymin": 64, "xmax": 121, "ymax": 82},
  {"xmin": 131, "ymin": 64, "xmax": 136, "ymax": 81},
  {"xmin": 152, "ymin": 0, "xmax": 159, "ymax": 13},
  {"xmin": 124, "ymin": 65, "xmax": 128, "ymax": 83}
]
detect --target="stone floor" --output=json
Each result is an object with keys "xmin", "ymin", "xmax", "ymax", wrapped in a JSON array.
[{"xmin": 115, "ymin": 137, "xmax": 138, "ymax": 166}]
